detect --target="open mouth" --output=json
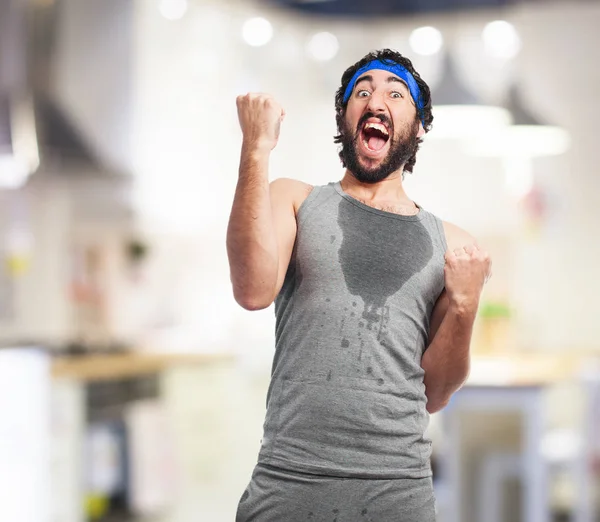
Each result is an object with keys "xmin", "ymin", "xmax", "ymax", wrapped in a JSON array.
[{"xmin": 360, "ymin": 121, "xmax": 390, "ymax": 153}]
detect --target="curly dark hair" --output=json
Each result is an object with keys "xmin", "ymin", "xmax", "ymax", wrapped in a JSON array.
[{"xmin": 334, "ymin": 49, "xmax": 433, "ymax": 174}]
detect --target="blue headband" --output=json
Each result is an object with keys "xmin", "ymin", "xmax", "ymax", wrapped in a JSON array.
[{"xmin": 342, "ymin": 59, "xmax": 425, "ymax": 126}]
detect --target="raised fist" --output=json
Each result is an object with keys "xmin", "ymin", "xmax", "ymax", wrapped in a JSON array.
[
  {"xmin": 444, "ymin": 244, "xmax": 492, "ymax": 311},
  {"xmin": 236, "ymin": 93, "xmax": 285, "ymax": 151}
]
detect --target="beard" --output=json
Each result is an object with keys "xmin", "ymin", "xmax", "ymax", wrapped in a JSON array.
[{"xmin": 339, "ymin": 113, "xmax": 421, "ymax": 184}]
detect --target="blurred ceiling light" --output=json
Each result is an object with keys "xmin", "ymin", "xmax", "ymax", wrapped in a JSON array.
[
  {"xmin": 242, "ymin": 17, "xmax": 273, "ymax": 47},
  {"xmin": 0, "ymin": 94, "xmax": 39, "ymax": 189},
  {"xmin": 0, "ymin": 155, "xmax": 29, "ymax": 189},
  {"xmin": 466, "ymin": 85, "xmax": 570, "ymax": 158},
  {"xmin": 306, "ymin": 32, "xmax": 339, "ymax": 62},
  {"xmin": 159, "ymin": 0, "xmax": 187, "ymax": 20},
  {"xmin": 428, "ymin": 54, "xmax": 511, "ymax": 140},
  {"xmin": 409, "ymin": 26, "xmax": 443, "ymax": 56},
  {"xmin": 482, "ymin": 20, "xmax": 521, "ymax": 59},
  {"xmin": 465, "ymin": 85, "xmax": 570, "ymax": 198}
]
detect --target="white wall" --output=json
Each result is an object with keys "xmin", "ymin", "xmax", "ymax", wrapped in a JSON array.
[
  {"xmin": 508, "ymin": 3, "xmax": 600, "ymax": 349},
  {"xmin": 0, "ymin": 177, "xmax": 72, "ymax": 344}
]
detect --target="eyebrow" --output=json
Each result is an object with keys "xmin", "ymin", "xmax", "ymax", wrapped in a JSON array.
[{"xmin": 354, "ymin": 75, "xmax": 409, "ymax": 92}]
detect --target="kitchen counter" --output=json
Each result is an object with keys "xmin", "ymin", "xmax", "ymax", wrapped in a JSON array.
[
  {"xmin": 51, "ymin": 351, "xmax": 235, "ymax": 381},
  {"xmin": 466, "ymin": 352, "xmax": 599, "ymax": 387}
]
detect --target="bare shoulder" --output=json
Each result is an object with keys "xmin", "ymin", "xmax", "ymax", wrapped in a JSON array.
[
  {"xmin": 442, "ymin": 221, "xmax": 478, "ymax": 252},
  {"xmin": 270, "ymin": 177, "xmax": 314, "ymax": 213}
]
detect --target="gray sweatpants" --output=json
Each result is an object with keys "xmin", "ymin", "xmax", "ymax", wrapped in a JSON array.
[{"xmin": 236, "ymin": 464, "xmax": 437, "ymax": 522}]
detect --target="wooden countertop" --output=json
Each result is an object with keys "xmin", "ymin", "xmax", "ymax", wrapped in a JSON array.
[
  {"xmin": 466, "ymin": 352, "xmax": 599, "ymax": 387},
  {"xmin": 50, "ymin": 350, "xmax": 599, "ymax": 385},
  {"xmin": 51, "ymin": 352, "xmax": 235, "ymax": 381}
]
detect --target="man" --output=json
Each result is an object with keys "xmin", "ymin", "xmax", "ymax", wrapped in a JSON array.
[{"xmin": 227, "ymin": 49, "xmax": 491, "ymax": 522}]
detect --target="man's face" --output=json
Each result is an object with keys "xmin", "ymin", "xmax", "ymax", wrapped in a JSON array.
[{"xmin": 339, "ymin": 68, "xmax": 424, "ymax": 183}]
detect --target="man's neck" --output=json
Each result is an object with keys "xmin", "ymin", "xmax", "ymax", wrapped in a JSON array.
[{"xmin": 340, "ymin": 172, "xmax": 420, "ymax": 216}]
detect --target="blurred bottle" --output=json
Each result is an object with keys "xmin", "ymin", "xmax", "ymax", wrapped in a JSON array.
[{"xmin": 472, "ymin": 300, "xmax": 514, "ymax": 355}]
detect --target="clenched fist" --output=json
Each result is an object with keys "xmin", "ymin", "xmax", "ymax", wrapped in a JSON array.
[
  {"xmin": 236, "ymin": 93, "xmax": 285, "ymax": 152},
  {"xmin": 444, "ymin": 244, "xmax": 492, "ymax": 311}
]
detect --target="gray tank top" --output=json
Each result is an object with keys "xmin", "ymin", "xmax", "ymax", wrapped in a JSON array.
[{"xmin": 257, "ymin": 181, "xmax": 447, "ymax": 479}]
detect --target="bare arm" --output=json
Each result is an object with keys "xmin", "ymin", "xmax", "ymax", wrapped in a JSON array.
[
  {"xmin": 422, "ymin": 291, "xmax": 476, "ymax": 413},
  {"xmin": 421, "ymin": 224, "xmax": 491, "ymax": 413},
  {"xmin": 226, "ymin": 93, "xmax": 307, "ymax": 310},
  {"xmin": 227, "ymin": 173, "xmax": 300, "ymax": 310}
]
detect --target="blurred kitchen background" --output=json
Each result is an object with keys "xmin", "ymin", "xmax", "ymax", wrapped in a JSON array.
[{"xmin": 0, "ymin": 0, "xmax": 599, "ymax": 521}]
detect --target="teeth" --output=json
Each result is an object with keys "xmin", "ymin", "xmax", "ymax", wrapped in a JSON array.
[{"xmin": 364, "ymin": 122, "xmax": 389, "ymax": 136}]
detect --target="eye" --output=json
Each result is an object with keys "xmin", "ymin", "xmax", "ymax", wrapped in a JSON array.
[
  {"xmin": 356, "ymin": 90, "xmax": 371, "ymax": 98},
  {"xmin": 390, "ymin": 91, "xmax": 404, "ymax": 99}
]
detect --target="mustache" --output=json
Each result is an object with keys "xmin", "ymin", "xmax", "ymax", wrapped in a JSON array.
[{"xmin": 354, "ymin": 112, "xmax": 393, "ymax": 139}]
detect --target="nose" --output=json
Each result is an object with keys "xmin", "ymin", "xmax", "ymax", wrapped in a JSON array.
[{"xmin": 366, "ymin": 90, "xmax": 386, "ymax": 113}]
